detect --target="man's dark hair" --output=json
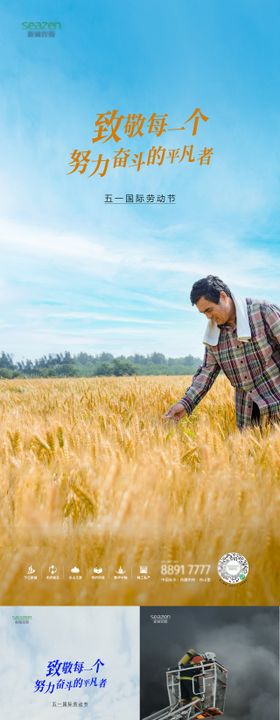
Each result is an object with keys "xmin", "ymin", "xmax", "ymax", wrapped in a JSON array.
[{"xmin": 190, "ymin": 275, "xmax": 233, "ymax": 305}]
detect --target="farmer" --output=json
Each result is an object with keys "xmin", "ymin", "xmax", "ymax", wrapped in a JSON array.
[{"xmin": 165, "ymin": 275, "xmax": 280, "ymax": 429}]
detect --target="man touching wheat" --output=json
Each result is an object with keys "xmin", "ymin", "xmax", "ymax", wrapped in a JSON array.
[{"xmin": 165, "ymin": 275, "xmax": 280, "ymax": 429}]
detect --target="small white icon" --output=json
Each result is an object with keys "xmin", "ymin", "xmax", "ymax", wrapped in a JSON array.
[
  {"xmin": 70, "ymin": 566, "xmax": 80, "ymax": 574},
  {"xmin": 27, "ymin": 565, "xmax": 36, "ymax": 575},
  {"xmin": 48, "ymin": 565, "xmax": 57, "ymax": 575},
  {"xmin": 116, "ymin": 566, "xmax": 126, "ymax": 575},
  {"xmin": 140, "ymin": 565, "xmax": 148, "ymax": 574},
  {"xmin": 93, "ymin": 567, "xmax": 103, "ymax": 574}
]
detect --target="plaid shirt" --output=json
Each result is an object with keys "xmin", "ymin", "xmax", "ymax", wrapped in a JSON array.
[{"xmin": 180, "ymin": 298, "xmax": 280, "ymax": 429}]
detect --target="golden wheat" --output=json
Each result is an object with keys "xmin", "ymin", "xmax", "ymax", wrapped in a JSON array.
[{"xmin": 0, "ymin": 376, "xmax": 279, "ymax": 605}]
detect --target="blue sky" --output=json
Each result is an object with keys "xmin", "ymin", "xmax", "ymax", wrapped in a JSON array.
[
  {"xmin": 1, "ymin": 0, "xmax": 280, "ymax": 359},
  {"xmin": 0, "ymin": 606, "xmax": 139, "ymax": 719}
]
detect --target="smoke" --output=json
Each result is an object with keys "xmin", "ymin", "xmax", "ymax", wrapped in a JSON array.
[{"xmin": 140, "ymin": 607, "xmax": 279, "ymax": 720}]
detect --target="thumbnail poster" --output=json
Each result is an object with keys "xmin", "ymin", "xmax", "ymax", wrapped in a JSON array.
[
  {"xmin": 0, "ymin": 1, "xmax": 279, "ymax": 607},
  {"xmin": 0, "ymin": 605, "xmax": 139, "ymax": 719},
  {"xmin": 140, "ymin": 606, "xmax": 279, "ymax": 720}
]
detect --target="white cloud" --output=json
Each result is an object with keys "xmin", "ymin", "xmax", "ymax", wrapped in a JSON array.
[
  {"xmin": 1, "ymin": 218, "xmax": 278, "ymax": 291},
  {"xmin": 46, "ymin": 311, "xmax": 172, "ymax": 324},
  {"xmin": 1, "ymin": 216, "xmax": 279, "ymax": 358}
]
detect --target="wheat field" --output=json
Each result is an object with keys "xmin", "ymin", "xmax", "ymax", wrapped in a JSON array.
[{"xmin": 0, "ymin": 376, "xmax": 279, "ymax": 606}]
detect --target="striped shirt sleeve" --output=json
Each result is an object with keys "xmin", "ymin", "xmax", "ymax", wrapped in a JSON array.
[{"xmin": 180, "ymin": 346, "xmax": 220, "ymax": 413}]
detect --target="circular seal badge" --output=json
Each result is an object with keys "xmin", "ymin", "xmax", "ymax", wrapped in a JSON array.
[{"xmin": 217, "ymin": 553, "xmax": 249, "ymax": 584}]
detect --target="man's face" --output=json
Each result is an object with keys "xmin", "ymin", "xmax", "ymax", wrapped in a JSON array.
[{"xmin": 196, "ymin": 291, "xmax": 233, "ymax": 325}]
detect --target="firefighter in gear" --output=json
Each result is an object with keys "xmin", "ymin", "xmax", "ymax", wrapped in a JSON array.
[{"xmin": 178, "ymin": 648, "xmax": 205, "ymax": 706}]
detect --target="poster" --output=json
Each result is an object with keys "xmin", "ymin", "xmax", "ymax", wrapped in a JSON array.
[
  {"xmin": 0, "ymin": 0, "xmax": 279, "ymax": 615},
  {"xmin": 0, "ymin": 605, "xmax": 139, "ymax": 719},
  {"xmin": 140, "ymin": 606, "xmax": 279, "ymax": 720}
]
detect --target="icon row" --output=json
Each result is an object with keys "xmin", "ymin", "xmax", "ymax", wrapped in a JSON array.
[{"xmin": 24, "ymin": 564, "xmax": 152, "ymax": 580}]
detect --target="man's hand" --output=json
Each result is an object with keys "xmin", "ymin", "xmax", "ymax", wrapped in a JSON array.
[{"xmin": 164, "ymin": 402, "xmax": 187, "ymax": 423}]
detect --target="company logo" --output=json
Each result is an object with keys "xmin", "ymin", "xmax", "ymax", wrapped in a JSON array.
[
  {"xmin": 21, "ymin": 21, "xmax": 61, "ymax": 38},
  {"xmin": 150, "ymin": 614, "xmax": 172, "ymax": 624},
  {"xmin": 12, "ymin": 615, "xmax": 32, "ymax": 624},
  {"xmin": 217, "ymin": 553, "xmax": 249, "ymax": 584},
  {"xmin": 21, "ymin": 21, "xmax": 62, "ymax": 30}
]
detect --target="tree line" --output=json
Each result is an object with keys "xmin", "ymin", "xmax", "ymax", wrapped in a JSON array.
[{"xmin": 0, "ymin": 351, "xmax": 201, "ymax": 378}]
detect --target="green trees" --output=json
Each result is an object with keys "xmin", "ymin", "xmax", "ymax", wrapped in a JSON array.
[{"xmin": 0, "ymin": 351, "xmax": 201, "ymax": 378}]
